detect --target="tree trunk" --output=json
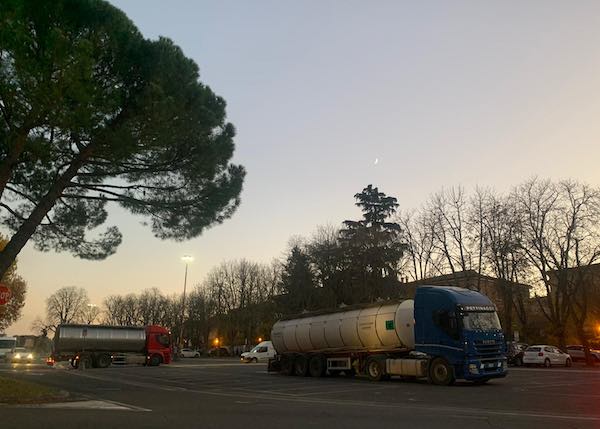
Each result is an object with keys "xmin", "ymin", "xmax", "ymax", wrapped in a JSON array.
[
  {"xmin": 0, "ymin": 129, "xmax": 30, "ymax": 201},
  {"xmin": 0, "ymin": 145, "xmax": 94, "ymax": 278},
  {"xmin": 502, "ymin": 282, "xmax": 514, "ymax": 341}
]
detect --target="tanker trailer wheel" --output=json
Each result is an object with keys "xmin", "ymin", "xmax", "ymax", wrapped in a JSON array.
[
  {"xmin": 149, "ymin": 354, "xmax": 162, "ymax": 367},
  {"xmin": 308, "ymin": 354, "xmax": 326, "ymax": 377},
  {"xmin": 293, "ymin": 354, "xmax": 309, "ymax": 376},
  {"xmin": 281, "ymin": 354, "xmax": 295, "ymax": 375},
  {"xmin": 366, "ymin": 357, "xmax": 386, "ymax": 382},
  {"xmin": 96, "ymin": 353, "xmax": 112, "ymax": 369},
  {"xmin": 79, "ymin": 354, "xmax": 93, "ymax": 370},
  {"xmin": 429, "ymin": 358, "xmax": 455, "ymax": 386}
]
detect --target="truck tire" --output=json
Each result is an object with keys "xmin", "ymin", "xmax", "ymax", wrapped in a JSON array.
[
  {"xmin": 308, "ymin": 354, "xmax": 326, "ymax": 377},
  {"xmin": 281, "ymin": 354, "xmax": 294, "ymax": 375},
  {"xmin": 96, "ymin": 353, "xmax": 111, "ymax": 369},
  {"xmin": 366, "ymin": 357, "xmax": 385, "ymax": 382},
  {"xmin": 293, "ymin": 354, "xmax": 309, "ymax": 376},
  {"xmin": 79, "ymin": 354, "xmax": 93, "ymax": 370},
  {"xmin": 429, "ymin": 358, "xmax": 455, "ymax": 386},
  {"xmin": 149, "ymin": 354, "xmax": 162, "ymax": 367}
]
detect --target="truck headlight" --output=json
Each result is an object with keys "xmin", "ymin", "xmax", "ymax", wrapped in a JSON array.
[
  {"xmin": 14, "ymin": 353, "xmax": 21, "ymax": 359},
  {"xmin": 27, "ymin": 353, "xmax": 33, "ymax": 360},
  {"xmin": 468, "ymin": 363, "xmax": 479, "ymax": 374}
]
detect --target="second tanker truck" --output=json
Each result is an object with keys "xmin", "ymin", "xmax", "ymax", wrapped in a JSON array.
[
  {"xmin": 269, "ymin": 286, "xmax": 507, "ymax": 385},
  {"xmin": 49, "ymin": 324, "xmax": 172, "ymax": 368}
]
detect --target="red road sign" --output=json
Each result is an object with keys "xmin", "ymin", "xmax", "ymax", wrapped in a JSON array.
[{"xmin": 0, "ymin": 284, "xmax": 10, "ymax": 305}]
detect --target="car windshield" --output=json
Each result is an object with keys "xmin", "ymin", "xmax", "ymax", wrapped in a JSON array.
[
  {"xmin": 526, "ymin": 346, "xmax": 541, "ymax": 352},
  {"xmin": 461, "ymin": 311, "xmax": 501, "ymax": 331}
]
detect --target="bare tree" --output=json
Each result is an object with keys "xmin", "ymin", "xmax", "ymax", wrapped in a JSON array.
[
  {"xmin": 202, "ymin": 260, "xmax": 281, "ymax": 346},
  {"xmin": 427, "ymin": 187, "xmax": 484, "ymax": 284},
  {"xmin": 397, "ymin": 210, "xmax": 441, "ymax": 281},
  {"xmin": 102, "ymin": 293, "xmax": 141, "ymax": 326},
  {"xmin": 515, "ymin": 178, "xmax": 600, "ymax": 350},
  {"xmin": 45, "ymin": 286, "xmax": 89, "ymax": 329},
  {"xmin": 81, "ymin": 304, "xmax": 101, "ymax": 324},
  {"xmin": 479, "ymin": 189, "xmax": 529, "ymax": 340}
]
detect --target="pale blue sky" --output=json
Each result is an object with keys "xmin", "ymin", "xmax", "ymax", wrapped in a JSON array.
[{"xmin": 8, "ymin": 0, "xmax": 600, "ymax": 333}]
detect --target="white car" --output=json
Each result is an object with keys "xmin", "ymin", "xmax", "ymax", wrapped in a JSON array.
[
  {"xmin": 566, "ymin": 345, "xmax": 600, "ymax": 363},
  {"xmin": 240, "ymin": 341, "xmax": 276, "ymax": 363},
  {"xmin": 523, "ymin": 345, "xmax": 572, "ymax": 368},
  {"xmin": 179, "ymin": 348, "xmax": 201, "ymax": 358},
  {"xmin": 10, "ymin": 347, "xmax": 35, "ymax": 363}
]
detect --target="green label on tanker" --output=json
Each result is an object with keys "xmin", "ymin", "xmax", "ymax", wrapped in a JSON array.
[{"xmin": 385, "ymin": 320, "xmax": 395, "ymax": 330}]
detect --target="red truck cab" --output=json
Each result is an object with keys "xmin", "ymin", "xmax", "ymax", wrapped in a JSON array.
[{"xmin": 146, "ymin": 325, "xmax": 172, "ymax": 365}]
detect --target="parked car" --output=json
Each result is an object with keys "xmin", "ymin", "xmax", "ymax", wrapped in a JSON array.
[
  {"xmin": 240, "ymin": 341, "xmax": 276, "ymax": 363},
  {"xmin": 10, "ymin": 347, "xmax": 34, "ymax": 363},
  {"xmin": 208, "ymin": 347, "xmax": 230, "ymax": 357},
  {"xmin": 523, "ymin": 345, "xmax": 572, "ymax": 368},
  {"xmin": 507, "ymin": 342, "xmax": 528, "ymax": 366},
  {"xmin": 179, "ymin": 348, "xmax": 201, "ymax": 358},
  {"xmin": 566, "ymin": 345, "xmax": 600, "ymax": 363}
]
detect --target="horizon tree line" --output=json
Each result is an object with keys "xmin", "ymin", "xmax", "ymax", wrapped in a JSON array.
[{"xmin": 27, "ymin": 178, "xmax": 600, "ymax": 364}]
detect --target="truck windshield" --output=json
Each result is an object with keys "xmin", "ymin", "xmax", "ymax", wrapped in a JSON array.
[
  {"xmin": 462, "ymin": 312, "xmax": 501, "ymax": 331},
  {"xmin": 0, "ymin": 339, "xmax": 16, "ymax": 349}
]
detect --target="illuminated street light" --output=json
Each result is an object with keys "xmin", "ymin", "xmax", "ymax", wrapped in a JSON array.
[{"xmin": 179, "ymin": 255, "xmax": 194, "ymax": 350}]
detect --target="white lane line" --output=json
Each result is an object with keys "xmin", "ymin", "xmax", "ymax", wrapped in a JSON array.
[
  {"xmin": 64, "ymin": 370, "xmax": 600, "ymax": 422},
  {"xmin": 168, "ymin": 363, "xmax": 245, "ymax": 368},
  {"xmin": 6, "ymin": 400, "xmax": 150, "ymax": 412},
  {"xmin": 510, "ymin": 367, "xmax": 600, "ymax": 375}
]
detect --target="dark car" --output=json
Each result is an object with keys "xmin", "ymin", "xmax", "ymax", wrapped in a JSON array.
[
  {"xmin": 507, "ymin": 342, "xmax": 528, "ymax": 366},
  {"xmin": 208, "ymin": 347, "xmax": 230, "ymax": 357}
]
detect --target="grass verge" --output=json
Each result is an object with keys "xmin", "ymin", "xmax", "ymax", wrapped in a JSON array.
[{"xmin": 0, "ymin": 376, "xmax": 67, "ymax": 404}]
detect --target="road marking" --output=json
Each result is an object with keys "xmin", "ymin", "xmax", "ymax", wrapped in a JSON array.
[
  {"xmin": 4, "ymin": 400, "xmax": 150, "ymax": 412},
  {"xmin": 510, "ymin": 367, "xmax": 600, "ymax": 375},
  {"xmin": 63, "ymin": 370, "xmax": 600, "ymax": 422},
  {"xmin": 168, "ymin": 363, "xmax": 244, "ymax": 368}
]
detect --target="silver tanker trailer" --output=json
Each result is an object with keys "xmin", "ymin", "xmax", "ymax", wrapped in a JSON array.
[
  {"xmin": 269, "ymin": 286, "xmax": 507, "ymax": 385},
  {"xmin": 50, "ymin": 324, "xmax": 172, "ymax": 368}
]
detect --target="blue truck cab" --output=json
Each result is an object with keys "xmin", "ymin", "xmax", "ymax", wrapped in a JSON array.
[{"xmin": 414, "ymin": 286, "xmax": 507, "ymax": 384}]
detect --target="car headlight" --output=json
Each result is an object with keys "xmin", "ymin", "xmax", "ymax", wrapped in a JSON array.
[
  {"xmin": 27, "ymin": 353, "xmax": 33, "ymax": 360},
  {"xmin": 14, "ymin": 353, "xmax": 21, "ymax": 359}
]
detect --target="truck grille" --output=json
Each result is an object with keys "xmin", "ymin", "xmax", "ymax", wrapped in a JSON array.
[{"xmin": 474, "ymin": 341, "xmax": 502, "ymax": 358}]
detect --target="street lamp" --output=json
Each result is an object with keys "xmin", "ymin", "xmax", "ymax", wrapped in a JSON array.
[{"xmin": 179, "ymin": 255, "xmax": 194, "ymax": 350}]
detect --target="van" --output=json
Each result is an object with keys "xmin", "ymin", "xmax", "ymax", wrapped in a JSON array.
[{"xmin": 240, "ymin": 341, "xmax": 276, "ymax": 363}]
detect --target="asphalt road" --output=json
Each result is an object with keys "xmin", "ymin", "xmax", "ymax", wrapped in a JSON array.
[{"xmin": 1, "ymin": 359, "xmax": 600, "ymax": 429}]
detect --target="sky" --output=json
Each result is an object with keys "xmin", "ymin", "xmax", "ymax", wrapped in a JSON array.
[{"xmin": 6, "ymin": 0, "xmax": 600, "ymax": 334}]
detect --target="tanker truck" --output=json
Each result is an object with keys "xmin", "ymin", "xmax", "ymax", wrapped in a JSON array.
[
  {"xmin": 49, "ymin": 324, "xmax": 172, "ymax": 369},
  {"xmin": 269, "ymin": 286, "xmax": 507, "ymax": 385}
]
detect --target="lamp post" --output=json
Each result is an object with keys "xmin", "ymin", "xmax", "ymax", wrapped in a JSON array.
[{"xmin": 179, "ymin": 255, "xmax": 194, "ymax": 350}]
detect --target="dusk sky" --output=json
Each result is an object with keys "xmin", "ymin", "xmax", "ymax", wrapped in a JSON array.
[{"xmin": 7, "ymin": 0, "xmax": 600, "ymax": 334}]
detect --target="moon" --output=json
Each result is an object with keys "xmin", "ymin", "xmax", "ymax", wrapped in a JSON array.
[{"xmin": 374, "ymin": 158, "xmax": 379, "ymax": 165}]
